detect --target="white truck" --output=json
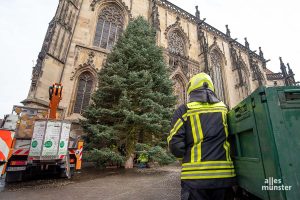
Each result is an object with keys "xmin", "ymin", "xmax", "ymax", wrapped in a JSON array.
[{"xmin": 0, "ymin": 106, "xmax": 83, "ymax": 183}]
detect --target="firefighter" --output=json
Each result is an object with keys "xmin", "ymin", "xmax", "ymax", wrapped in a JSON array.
[
  {"xmin": 137, "ymin": 151, "xmax": 149, "ymax": 168},
  {"xmin": 167, "ymin": 73, "xmax": 236, "ymax": 200}
]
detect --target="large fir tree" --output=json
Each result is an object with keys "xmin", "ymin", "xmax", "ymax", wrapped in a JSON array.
[{"xmin": 82, "ymin": 17, "xmax": 176, "ymax": 167}]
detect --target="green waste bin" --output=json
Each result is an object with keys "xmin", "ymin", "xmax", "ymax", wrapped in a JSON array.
[{"xmin": 228, "ymin": 86, "xmax": 300, "ymax": 200}]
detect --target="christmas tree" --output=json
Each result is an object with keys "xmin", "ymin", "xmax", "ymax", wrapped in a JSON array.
[{"xmin": 82, "ymin": 16, "xmax": 176, "ymax": 168}]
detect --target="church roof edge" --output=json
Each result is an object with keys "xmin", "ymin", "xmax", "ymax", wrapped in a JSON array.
[{"xmin": 156, "ymin": 0, "xmax": 265, "ymax": 62}]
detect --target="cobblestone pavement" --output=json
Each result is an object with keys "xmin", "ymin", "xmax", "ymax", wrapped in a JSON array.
[{"xmin": 1, "ymin": 165, "xmax": 181, "ymax": 200}]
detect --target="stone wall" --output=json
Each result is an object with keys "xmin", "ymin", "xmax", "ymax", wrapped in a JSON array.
[{"xmin": 24, "ymin": 0, "xmax": 281, "ymax": 121}]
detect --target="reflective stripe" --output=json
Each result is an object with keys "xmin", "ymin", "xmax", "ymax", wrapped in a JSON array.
[
  {"xmin": 181, "ymin": 174, "xmax": 236, "ymax": 179},
  {"xmin": 183, "ymin": 165, "xmax": 234, "ymax": 171},
  {"xmin": 0, "ymin": 138, "xmax": 9, "ymax": 161},
  {"xmin": 182, "ymin": 161, "xmax": 234, "ymax": 172},
  {"xmin": 195, "ymin": 114, "xmax": 203, "ymax": 162},
  {"xmin": 187, "ymin": 102, "xmax": 227, "ymax": 109},
  {"xmin": 223, "ymin": 143, "xmax": 229, "ymax": 161},
  {"xmin": 13, "ymin": 149, "xmax": 30, "ymax": 155},
  {"xmin": 182, "ymin": 162, "xmax": 234, "ymax": 170},
  {"xmin": 167, "ymin": 119, "xmax": 184, "ymax": 144},
  {"xmin": 187, "ymin": 108, "xmax": 227, "ymax": 116},
  {"xmin": 221, "ymin": 111, "xmax": 231, "ymax": 161},
  {"xmin": 182, "ymin": 161, "xmax": 234, "ymax": 166},
  {"xmin": 192, "ymin": 115, "xmax": 201, "ymax": 162},
  {"xmin": 182, "ymin": 169, "xmax": 235, "ymax": 175},
  {"xmin": 168, "ymin": 119, "xmax": 183, "ymax": 142},
  {"xmin": 181, "ymin": 169, "xmax": 236, "ymax": 179},
  {"xmin": 182, "ymin": 113, "xmax": 188, "ymax": 121},
  {"xmin": 190, "ymin": 115, "xmax": 197, "ymax": 162},
  {"xmin": 0, "ymin": 130, "xmax": 15, "ymax": 162},
  {"xmin": 190, "ymin": 114, "xmax": 204, "ymax": 162}
]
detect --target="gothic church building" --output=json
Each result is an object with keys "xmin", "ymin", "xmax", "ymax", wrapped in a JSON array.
[{"xmin": 23, "ymin": 0, "xmax": 295, "ymax": 126}]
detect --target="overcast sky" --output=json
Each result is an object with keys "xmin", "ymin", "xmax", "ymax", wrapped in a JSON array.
[{"xmin": 0, "ymin": 0, "xmax": 299, "ymax": 116}]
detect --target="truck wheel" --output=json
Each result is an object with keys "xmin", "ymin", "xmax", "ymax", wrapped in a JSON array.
[
  {"xmin": 5, "ymin": 171, "xmax": 24, "ymax": 183},
  {"xmin": 59, "ymin": 167, "xmax": 74, "ymax": 178}
]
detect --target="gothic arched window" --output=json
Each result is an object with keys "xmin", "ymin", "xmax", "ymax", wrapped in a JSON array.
[
  {"xmin": 239, "ymin": 62, "xmax": 250, "ymax": 97},
  {"xmin": 168, "ymin": 31, "xmax": 186, "ymax": 56},
  {"xmin": 210, "ymin": 50, "xmax": 226, "ymax": 102},
  {"xmin": 73, "ymin": 72, "xmax": 94, "ymax": 114},
  {"xmin": 173, "ymin": 74, "xmax": 186, "ymax": 107},
  {"xmin": 93, "ymin": 5, "xmax": 124, "ymax": 50},
  {"xmin": 239, "ymin": 63, "xmax": 248, "ymax": 86}
]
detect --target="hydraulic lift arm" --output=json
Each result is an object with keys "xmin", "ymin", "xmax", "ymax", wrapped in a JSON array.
[{"xmin": 48, "ymin": 83, "xmax": 63, "ymax": 120}]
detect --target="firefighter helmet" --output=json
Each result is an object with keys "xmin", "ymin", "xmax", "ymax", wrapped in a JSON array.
[{"xmin": 187, "ymin": 73, "xmax": 215, "ymax": 95}]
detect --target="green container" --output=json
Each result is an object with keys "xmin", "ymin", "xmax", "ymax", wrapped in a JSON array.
[{"xmin": 228, "ymin": 86, "xmax": 300, "ymax": 200}]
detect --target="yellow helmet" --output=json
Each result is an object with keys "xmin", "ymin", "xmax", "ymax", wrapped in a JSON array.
[{"xmin": 187, "ymin": 73, "xmax": 215, "ymax": 95}]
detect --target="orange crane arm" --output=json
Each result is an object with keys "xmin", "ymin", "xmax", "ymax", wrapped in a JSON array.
[{"xmin": 49, "ymin": 83, "xmax": 63, "ymax": 119}]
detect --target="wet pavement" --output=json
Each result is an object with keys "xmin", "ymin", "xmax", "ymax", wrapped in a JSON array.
[{"xmin": 0, "ymin": 164, "xmax": 181, "ymax": 200}]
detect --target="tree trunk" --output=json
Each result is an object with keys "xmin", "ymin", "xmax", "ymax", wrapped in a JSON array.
[
  {"xmin": 125, "ymin": 128, "xmax": 136, "ymax": 169},
  {"xmin": 124, "ymin": 153, "xmax": 134, "ymax": 169},
  {"xmin": 137, "ymin": 128, "xmax": 144, "ymax": 143}
]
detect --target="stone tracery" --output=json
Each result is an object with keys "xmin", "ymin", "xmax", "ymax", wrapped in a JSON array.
[
  {"xmin": 168, "ymin": 31, "xmax": 186, "ymax": 56},
  {"xmin": 93, "ymin": 5, "xmax": 124, "ymax": 50},
  {"xmin": 172, "ymin": 74, "xmax": 187, "ymax": 106},
  {"xmin": 73, "ymin": 72, "xmax": 94, "ymax": 114},
  {"xmin": 210, "ymin": 49, "xmax": 226, "ymax": 102}
]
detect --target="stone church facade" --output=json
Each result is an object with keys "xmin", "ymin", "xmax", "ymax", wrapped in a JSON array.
[{"xmin": 23, "ymin": 0, "xmax": 296, "ymax": 124}]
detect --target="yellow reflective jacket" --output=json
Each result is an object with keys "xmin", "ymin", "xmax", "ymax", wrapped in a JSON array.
[
  {"xmin": 138, "ymin": 153, "xmax": 149, "ymax": 163},
  {"xmin": 168, "ymin": 89, "xmax": 235, "ymax": 185}
]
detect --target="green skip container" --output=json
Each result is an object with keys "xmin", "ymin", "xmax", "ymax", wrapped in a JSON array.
[{"xmin": 228, "ymin": 86, "xmax": 300, "ymax": 200}]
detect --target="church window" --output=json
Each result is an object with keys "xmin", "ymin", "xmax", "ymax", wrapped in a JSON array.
[
  {"xmin": 173, "ymin": 74, "xmax": 186, "ymax": 107},
  {"xmin": 93, "ymin": 5, "xmax": 124, "ymax": 50},
  {"xmin": 74, "ymin": 72, "xmax": 94, "ymax": 114},
  {"xmin": 168, "ymin": 31, "xmax": 186, "ymax": 56},
  {"xmin": 239, "ymin": 62, "xmax": 250, "ymax": 97},
  {"xmin": 239, "ymin": 63, "xmax": 248, "ymax": 86},
  {"xmin": 210, "ymin": 50, "xmax": 226, "ymax": 102}
]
